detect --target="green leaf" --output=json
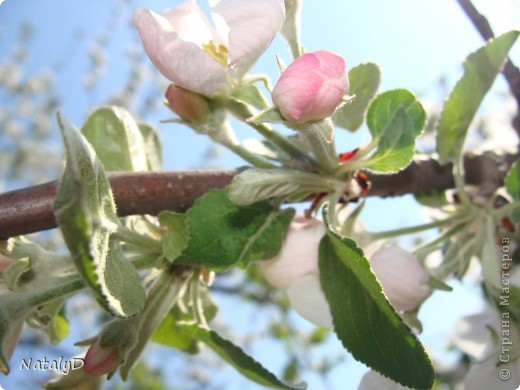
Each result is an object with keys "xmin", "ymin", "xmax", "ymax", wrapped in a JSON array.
[
  {"xmin": 231, "ymin": 84, "xmax": 270, "ymax": 110},
  {"xmin": 365, "ymin": 89, "xmax": 425, "ymax": 172},
  {"xmin": 228, "ymin": 168, "xmax": 337, "ymax": 206},
  {"xmin": 152, "ymin": 305, "xmax": 200, "ymax": 354},
  {"xmin": 3, "ymin": 237, "xmax": 76, "ymax": 293},
  {"xmin": 333, "ymin": 62, "xmax": 381, "ymax": 131},
  {"xmin": 158, "ymin": 212, "xmax": 188, "ymax": 262},
  {"xmin": 138, "ymin": 123, "xmax": 163, "ymax": 171},
  {"xmin": 81, "ymin": 106, "xmax": 148, "ymax": 172},
  {"xmin": 318, "ymin": 212, "xmax": 434, "ymax": 389},
  {"xmin": 182, "ymin": 324, "xmax": 306, "ymax": 390},
  {"xmin": 54, "ymin": 113, "xmax": 146, "ymax": 318},
  {"xmin": 39, "ymin": 301, "xmax": 70, "ymax": 344},
  {"xmin": 174, "ymin": 189, "xmax": 295, "ymax": 269},
  {"xmin": 437, "ymin": 31, "xmax": 519, "ymax": 162},
  {"xmin": 505, "ymin": 160, "xmax": 520, "ymax": 222},
  {"xmin": 153, "ymin": 281, "xmax": 217, "ymax": 353},
  {"xmin": 248, "ymin": 107, "xmax": 286, "ymax": 125}
]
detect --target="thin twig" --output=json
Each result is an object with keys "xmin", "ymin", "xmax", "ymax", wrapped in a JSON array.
[
  {"xmin": 456, "ymin": 0, "xmax": 520, "ymax": 136},
  {"xmin": 0, "ymin": 151, "xmax": 516, "ymax": 239}
]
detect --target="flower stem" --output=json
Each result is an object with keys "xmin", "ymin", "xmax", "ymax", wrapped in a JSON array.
[
  {"xmin": 190, "ymin": 272, "xmax": 209, "ymax": 329},
  {"xmin": 114, "ymin": 226, "xmax": 162, "ymax": 254},
  {"xmin": 234, "ymin": 105, "xmax": 319, "ymax": 167},
  {"xmin": 299, "ymin": 122, "xmax": 338, "ymax": 173},
  {"xmin": 370, "ymin": 215, "xmax": 465, "ymax": 241},
  {"xmin": 453, "ymin": 155, "xmax": 471, "ymax": 206},
  {"xmin": 227, "ymin": 142, "xmax": 279, "ymax": 169}
]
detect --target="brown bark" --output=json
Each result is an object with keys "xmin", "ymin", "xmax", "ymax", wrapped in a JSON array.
[{"xmin": 0, "ymin": 151, "xmax": 516, "ymax": 239}]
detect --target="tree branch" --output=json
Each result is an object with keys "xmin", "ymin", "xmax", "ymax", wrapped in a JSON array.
[
  {"xmin": 0, "ymin": 151, "xmax": 516, "ymax": 239},
  {"xmin": 456, "ymin": 0, "xmax": 520, "ymax": 135}
]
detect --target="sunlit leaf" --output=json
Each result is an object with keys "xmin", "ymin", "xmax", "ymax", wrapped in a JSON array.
[
  {"xmin": 138, "ymin": 123, "xmax": 163, "ymax": 171},
  {"xmin": 364, "ymin": 89, "xmax": 425, "ymax": 173},
  {"xmin": 505, "ymin": 159, "xmax": 520, "ymax": 222},
  {"xmin": 228, "ymin": 168, "xmax": 334, "ymax": 206},
  {"xmin": 81, "ymin": 106, "xmax": 148, "ymax": 172},
  {"xmin": 174, "ymin": 189, "xmax": 295, "ymax": 269},
  {"xmin": 182, "ymin": 324, "xmax": 307, "ymax": 389},
  {"xmin": 437, "ymin": 31, "xmax": 519, "ymax": 162},
  {"xmin": 158, "ymin": 212, "xmax": 188, "ymax": 263},
  {"xmin": 319, "ymin": 209, "xmax": 434, "ymax": 389},
  {"xmin": 54, "ymin": 113, "xmax": 146, "ymax": 318},
  {"xmin": 333, "ymin": 62, "xmax": 381, "ymax": 131}
]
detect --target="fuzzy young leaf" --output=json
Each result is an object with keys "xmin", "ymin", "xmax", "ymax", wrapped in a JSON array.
[
  {"xmin": 152, "ymin": 305, "xmax": 200, "ymax": 354},
  {"xmin": 319, "ymin": 213, "xmax": 434, "ymax": 389},
  {"xmin": 248, "ymin": 107, "xmax": 286, "ymax": 125},
  {"xmin": 174, "ymin": 189, "xmax": 295, "ymax": 269},
  {"xmin": 228, "ymin": 168, "xmax": 336, "ymax": 206},
  {"xmin": 437, "ymin": 30, "xmax": 519, "ymax": 162},
  {"xmin": 333, "ymin": 62, "xmax": 381, "ymax": 131},
  {"xmin": 81, "ymin": 106, "xmax": 148, "ymax": 172},
  {"xmin": 158, "ymin": 212, "xmax": 188, "ymax": 263},
  {"xmin": 138, "ymin": 123, "xmax": 163, "ymax": 171},
  {"xmin": 364, "ymin": 89, "xmax": 425, "ymax": 172},
  {"xmin": 54, "ymin": 113, "xmax": 146, "ymax": 318},
  {"xmin": 231, "ymin": 84, "xmax": 270, "ymax": 110},
  {"xmin": 182, "ymin": 324, "xmax": 307, "ymax": 390},
  {"xmin": 505, "ymin": 159, "xmax": 520, "ymax": 222}
]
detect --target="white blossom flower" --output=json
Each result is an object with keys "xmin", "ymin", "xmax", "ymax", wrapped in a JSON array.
[
  {"xmin": 261, "ymin": 215, "xmax": 431, "ymax": 328},
  {"xmin": 134, "ymin": 0, "xmax": 285, "ymax": 95},
  {"xmin": 370, "ymin": 247, "xmax": 431, "ymax": 312}
]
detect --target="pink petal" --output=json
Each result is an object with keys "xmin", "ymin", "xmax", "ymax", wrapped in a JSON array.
[
  {"xmin": 272, "ymin": 50, "xmax": 348, "ymax": 123},
  {"xmin": 134, "ymin": 8, "xmax": 228, "ymax": 95}
]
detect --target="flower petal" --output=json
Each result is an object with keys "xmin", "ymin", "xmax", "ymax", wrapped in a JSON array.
[
  {"xmin": 211, "ymin": 0, "xmax": 285, "ymax": 78},
  {"xmin": 162, "ymin": 0, "xmax": 227, "ymax": 48},
  {"xmin": 260, "ymin": 216, "xmax": 325, "ymax": 290},
  {"xmin": 359, "ymin": 370, "xmax": 411, "ymax": 390},
  {"xmin": 134, "ymin": 8, "xmax": 228, "ymax": 95},
  {"xmin": 272, "ymin": 50, "xmax": 348, "ymax": 123},
  {"xmin": 370, "ymin": 247, "xmax": 430, "ymax": 312},
  {"xmin": 287, "ymin": 273, "xmax": 333, "ymax": 328}
]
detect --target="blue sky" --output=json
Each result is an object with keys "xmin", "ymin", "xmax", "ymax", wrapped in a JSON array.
[{"xmin": 0, "ymin": 0, "xmax": 519, "ymax": 389}]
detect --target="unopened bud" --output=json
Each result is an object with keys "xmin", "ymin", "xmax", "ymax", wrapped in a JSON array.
[{"xmin": 165, "ymin": 84, "xmax": 210, "ymax": 124}]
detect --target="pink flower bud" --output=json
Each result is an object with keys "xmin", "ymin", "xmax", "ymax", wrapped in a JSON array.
[
  {"xmin": 165, "ymin": 84, "xmax": 210, "ymax": 124},
  {"xmin": 83, "ymin": 338, "xmax": 120, "ymax": 376},
  {"xmin": 260, "ymin": 216, "xmax": 326, "ymax": 290},
  {"xmin": 272, "ymin": 50, "xmax": 349, "ymax": 124},
  {"xmin": 370, "ymin": 247, "xmax": 431, "ymax": 312}
]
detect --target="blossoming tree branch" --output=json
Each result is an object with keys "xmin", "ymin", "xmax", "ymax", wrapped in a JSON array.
[{"xmin": 0, "ymin": 0, "xmax": 519, "ymax": 389}]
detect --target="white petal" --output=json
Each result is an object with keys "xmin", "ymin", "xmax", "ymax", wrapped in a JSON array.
[
  {"xmin": 451, "ymin": 312, "xmax": 496, "ymax": 360},
  {"xmin": 287, "ymin": 274, "xmax": 333, "ymax": 329},
  {"xmin": 211, "ymin": 0, "xmax": 285, "ymax": 78},
  {"xmin": 134, "ymin": 8, "xmax": 227, "ymax": 95},
  {"xmin": 260, "ymin": 216, "xmax": 325, "ymax": 290},
  {"xmin": 162, "ymin": 0, "xmax": 227, "ymax": 48},
  {"xmin": 465, "ymin": 357, "xmax": 520, "ymax": 390},
  {"xmin": 359, "ymin": 370, "xmax": 412, "ymax": 390}
]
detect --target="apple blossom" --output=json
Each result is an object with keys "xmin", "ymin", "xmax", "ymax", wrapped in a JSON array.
[
  {"xmin": 451, "ymin": 305, "xmax": 520, "ymax": 390},
  {"xmin": 261, "ymin": 216, "xmax": 431, "ymax": 328},
  {"xmin": 165, "ymin": 84, "xmax": 210, "ymax": 124},
  {"xmin": 260, "ymin": 216, "xmax": 326, "ymax": 290},
  {"xmin": 370, "ymin": 247, "xmax": 431, "ymax": 312},
  {"xmin": 83, "ymin": 337, "xmax": 120, "ymax": 376},
  {"xmin": 134, "ymin": 0, "xmax": 286, "ymax": 96},
  {"xmin": 286, "ymin": 274, "xmax": 333, "ymax": 328},
  {"xmin": 271, "ymin": 50, "xmax": 349, "ymax": 124}
]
